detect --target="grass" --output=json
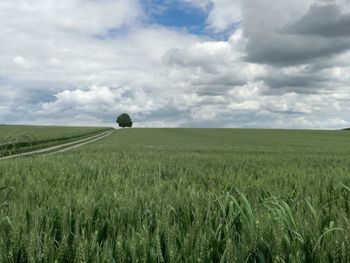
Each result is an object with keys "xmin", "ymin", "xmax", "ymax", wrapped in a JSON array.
[
  {"xmin": 0, "ymin": 125, "xmax": 112, "ymax": 157},
  {"xmin": 0, "ymin": 128, "xmax": 350, "ymax": 262}
]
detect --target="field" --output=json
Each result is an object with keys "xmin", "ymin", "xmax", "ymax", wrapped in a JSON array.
[
  {"xmin": 0, "ymin": 125, "xmax": 111, "ymax": 156},
  {"xmin": 1, "ymin": 128, "xmax": 350, "ymax": 262}
]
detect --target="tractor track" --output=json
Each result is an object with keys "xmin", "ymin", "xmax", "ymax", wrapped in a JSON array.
[{"xmin": 0, "ymin": 130, "xmax": 113, "ymax": 161}]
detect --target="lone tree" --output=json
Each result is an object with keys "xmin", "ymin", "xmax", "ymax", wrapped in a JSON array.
[{"xmin": 116, "ymin": 113, "xmax": 133, "ymax": 128}]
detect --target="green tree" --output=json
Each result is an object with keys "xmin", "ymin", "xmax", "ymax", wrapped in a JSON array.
[{"xmin": 116, "ymin": 113, "xmax": 133, "ymax": 128}]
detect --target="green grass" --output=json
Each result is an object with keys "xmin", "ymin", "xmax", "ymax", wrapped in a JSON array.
[
  {"xmin": 0, "ymin": 125, "xmax": 112, "ymax": 156},
  {"xmin": 1, "ymin": 128, "xmax": 350, "ymax": 262}
]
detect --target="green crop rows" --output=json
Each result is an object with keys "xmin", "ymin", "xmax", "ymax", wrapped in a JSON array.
[
  {"xmin": 0, "ymin": 128, "xmax": 350, "ymax": 262},
  {"xmin": 0, "ymin": 125, "xmax": 111, "ymax": 157}
]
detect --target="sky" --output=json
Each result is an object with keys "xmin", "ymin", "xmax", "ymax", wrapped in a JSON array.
[{"xmin": 0, "ymin": 0, "xmax": 350, "ymax": 129}]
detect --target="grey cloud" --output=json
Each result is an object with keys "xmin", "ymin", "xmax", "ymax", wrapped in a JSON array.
[
  {"xmin": 245, "ymin": 34, "xmax": 350, "ymax": 66},
  {"xmin": 194, "ymin": 85, "xmax": 239, "ymax": 96},
  {"xmin": 242, "ymin": 1, "xmax": 350, "ymax": 66},
  {"xmin": 164, "ymin": 49, "xmax": 227, "ymax": 74},
  {"xmin": 261, "ymin": 73, "xmax": 329, "ymax": 91},
  {"xmin": 263, "ymin": 86, "xmax": 326, "ymax": 96},
  {"xmin": 134, "ymin": 107, "xmax": 190, "ymax": 124},
  {"xmin": 285, "ymin": 4, "xmax": 350, "ymax": 37},
  {"xmin": 192, "ymin": 74, "xmax": 246, "ymax": 87},
  {"xmin": 180, "ymin": 110, "xmax": 298, "ymax": 128},
  {"xmin": 24, "ymin": 90, "xmax": 56, "ymax": 105}
]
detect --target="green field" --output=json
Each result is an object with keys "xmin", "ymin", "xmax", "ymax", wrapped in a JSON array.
[
  {"xmin": 1, "ymin": 128, "xmax": 350, "ymax": 262},
  {"xmin": 0, "ymin": 125, "xmax": 111, "ymax": 156}
]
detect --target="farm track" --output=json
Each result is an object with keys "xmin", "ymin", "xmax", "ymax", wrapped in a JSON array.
[{"xmin": 0, "ymin": 130, "xmax": 113, "ymax": 160}]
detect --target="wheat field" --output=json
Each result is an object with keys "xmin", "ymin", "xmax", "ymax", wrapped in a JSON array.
[{"xmin": 0, "ymin": 128, "xmax": 349, "ymax": 262}]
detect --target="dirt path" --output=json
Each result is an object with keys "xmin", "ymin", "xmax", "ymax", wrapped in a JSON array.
[
  {"xmin": 49, "ymin": 130, "xmax": 113, "ymax": 155},
  {"xmin": 0, "ymin": 130, "xmax": 114, "ymax": 161}
]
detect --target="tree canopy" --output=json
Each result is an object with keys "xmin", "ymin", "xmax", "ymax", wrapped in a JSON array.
[{"xmin": 116, "ymin": 113, "xmax": 133, "ymax": 128}]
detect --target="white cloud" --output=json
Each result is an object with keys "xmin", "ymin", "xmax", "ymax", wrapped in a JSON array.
[
  {"xmin": 184, "ymin": 0, "xmax": 211, "ymax": 10},
  {"xmin": 135, "ymin": 120, "xmax": 186, "ymax": 128},
  {"xmin": 13, "ymin": 56, "xmax": 31, "ymax": 68},
  {"xmin": 185, "ymin": 0, "xmax": 242, "ymax": 32},
  {"xmin": 47, "ymin": 58, "xmax": 62, "ymax": 67},
  {"xmin": 207, "ymin": 0, "xmax": 242, "ymax": 32},
  {"xmin": 274, "ymin": 116, "xmax": 350, "ymax": 130},
  {"xmin": 0, "ymin": 0, "xmax": 142, "ymax": 35},
  {"xmin": 41, "ymin": 85, "xmax": 161, "ymax": 116},
  {"xmin": 0, "ymin": 0, "xmax": 350, "ymax": 129}
]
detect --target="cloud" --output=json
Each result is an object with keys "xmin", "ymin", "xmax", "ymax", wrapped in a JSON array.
[
  {"xmin": 206, "ymin": 0, "xmax": 242, "ymax": 32},
  {"xmin": 163, "ymin": 29, "xmax": 266, "ymax": 97},
  {"xmin": 242, "ymin": 1, "xmax": 350, "ymax": 66},
  {"xmin": 0, "ymin": 0, "xmax": 350, "ymax": 129},
  {"xmin": 285, "ymin": 4, "xmax": 350, "ymax": 37},
  {"xmin": 184, "ymin": 0, "xmax": 242, "ymax": 32},
  {"xmin": 164, "ymin": 41, "xmax": 236, "ymax": 74},
  {"xmin": 13, "ymin": 56, "xmax": 32, "ymax": 68},
  {"xmin": 0, "ymin": 0, "xmax": 142, "ymax": 36},
  {"xmin": 40, "ymin": 85, "xmax": 161, "ymax": 117},
  {"xmin": 184, "ymin": 0, "xmax": 211, "ymax": 10},
  {"xmin": 245, "ymin": 34, "xmax": 350, "ymax": 66}
]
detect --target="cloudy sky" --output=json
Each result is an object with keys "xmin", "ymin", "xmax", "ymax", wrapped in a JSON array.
[{"xmin": 1, "ymin": 0, "xmax": 350, "ymax": 128}]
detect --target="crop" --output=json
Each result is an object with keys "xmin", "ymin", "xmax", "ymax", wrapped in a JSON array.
[
  {"xmin": 0, "ymin": 128, "xmax": 349, "ymax": 262},
  {"xmin": 0, "ymin": 125, "xmax": 111, "ymax": 157}
]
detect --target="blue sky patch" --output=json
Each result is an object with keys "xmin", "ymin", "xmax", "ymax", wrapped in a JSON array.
[
  {"xmin": 95, "ymin": 1, "xmax": 239, "ymax": 41},
  {"xmin": 143, "ymin": 0, "xmax": 209, "ymax": 35}
]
